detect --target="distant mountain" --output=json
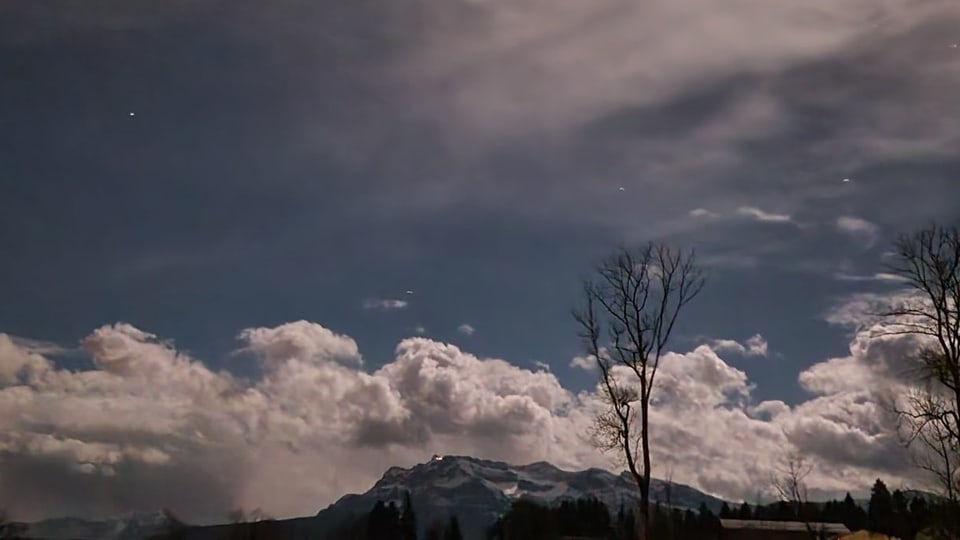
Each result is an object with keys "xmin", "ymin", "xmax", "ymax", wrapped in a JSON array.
[
  {"xmin": 316, "ymin": 454, "xmax": 727, "ymax": 539},
  {"xmin": 9, "ymin": 457, "xmax": 727, "ymax": 540},
  {"xmin": 41, "ymin": 455, "xmax": 933, "ymax": 540},
  {"xmin": 10, "ymin": 509, "xmax": 184, "ymax": 540}
]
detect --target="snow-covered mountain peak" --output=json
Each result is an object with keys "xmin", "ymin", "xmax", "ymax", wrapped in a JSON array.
[{"xmin": 323, "ymin": 455, "xmax": 727, "ymax": 540}]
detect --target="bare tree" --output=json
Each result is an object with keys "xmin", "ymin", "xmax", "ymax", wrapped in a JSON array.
[
  {"xmin": 898, "ymin": 385, "xmax": 959, "ymax": 503},
  {"xmin": 573, "ymin": 244, "xmax": 705, "ymax": 540},
  {"xmin": 772, "ymin": 454, "xmax": 821, "ymax": 539},
  {"xmin": 881, "ymin": 224, "xmax": 960, "ymax": 507},
  {"xmin": 772, "ymin": 455, "xmax": 812, "ymax": 518}
]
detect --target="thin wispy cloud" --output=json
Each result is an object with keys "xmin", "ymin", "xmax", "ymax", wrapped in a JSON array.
[
  {"xmin": 7, "ymin": 335, "xmax": 75, "ymax": 357},
  {"xmin": 736, "ymin": 206, "xmax": 793, "ymax": 223},
  {"xmin": 836, "ymin": 216, "xmax": 880, "ymax": 247},
  {"xmin": 833, "ymin": 272, "xmax": 909, "ymax": 283},
  {"xmin": 457, "ymin": 324, "xmax": 476, "ymax": 336},
  {"xmin": 689, "ymin": 208, "xmax": 721, "ymax": 219},
  {"xmin": 362, "ymin": 298, "xmax": 409, "ymax": 311}
]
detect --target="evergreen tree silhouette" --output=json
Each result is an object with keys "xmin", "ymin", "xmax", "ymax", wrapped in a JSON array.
[
  {"xmin": 443, "ymin": 515, "xmax": 463, "ymax": 540},
  {"xmin": 841, "ymin": 493, "xmax": 866, "ymax": 531},
  {"xmin": 868, "ymin": 479, "xmax": 893, "ymax": 535},
  {"xmin": 400, "ymin": 491, "xmax": 418, "ymax": 540},
  {"xmin": 719, "ymin": 502, "xmax": 733, "ymax": 519}
]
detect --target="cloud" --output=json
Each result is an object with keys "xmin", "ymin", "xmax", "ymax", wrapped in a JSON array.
[
  {"xmin": 711, "ymin": 334, "xmax": 769, "ymax": 357},
  {"xmin": 238, "ymin": 320, "xmax": 363, "ymax": 368},
  {"xmin": 392, "ymin": 0, "xmax": 951, "ymax": 146},
  {"xmin": 456, "ymin": 324, "xmax": 476, "ymax": 336},
  {"xmin": 0, "ymin": 316, "xmax": 927, "ymax": 523},
  {"xmin": 569, "ymin": 355, "xmax": 596, "ymax": 371},
  {"xmin": 833, "ymin": 272, "xmax": 909, "ymax": 283},
  {"xmin": 736, "ymin": 206, "xmax": 793, "ymax": 223},
  {"xmin": 533, "ymin": 361, "xmax": 551, "ymax": 372},
  {"xmin": 4, "ymin": 336, "xmax": 74, "ymax": 357},
  {"xmin": 836, "ymin": 216, "xmax": 880, "ymax": 247},
  {"xmin": 569, "ymin": 348, "xmax": 610, "ymax": 372},
  {"xmin": 689, "ymin": 208, "xmax": 721, "ymax": 219},
  {"xmin": 362, "ymin": 298, "xmax": 409, "ymax": 311}
]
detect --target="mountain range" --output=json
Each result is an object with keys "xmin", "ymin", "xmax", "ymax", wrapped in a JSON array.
[
  {"xmin": 5, "ymin": 509, "xmax": 185, "ymax": 540},
  {"xmin": 317, "ymin": 454, "xmax": 727, "ymax": 538},
  {"xmin": 10, "ymin": 455, "xmax": 725, "ymax": 540}
]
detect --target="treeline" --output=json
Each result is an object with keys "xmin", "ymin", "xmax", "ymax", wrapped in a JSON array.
[
  {"xmin": 484, "ymin": 479, "xmax": 959, "ymax": 540},
  {"xmin": 326, "ymin": 492, "xmax": 463, "ymax": 540}
]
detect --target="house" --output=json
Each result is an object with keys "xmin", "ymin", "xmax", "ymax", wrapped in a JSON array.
[
  {"xmin": 837, "ymin": 531, "xmax": 901, "ymax": 540},
  {"xmin": 719, "ymin": 519, "xmax": 851, "ymax": 540}
]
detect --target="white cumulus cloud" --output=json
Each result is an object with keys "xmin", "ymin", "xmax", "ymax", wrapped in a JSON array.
[
  {"xmin": 0, "ymin": 311, "xmax": 928, "ymax": 523},
  {"xmin": 711, "ymin": 334, "xmax": 769, "ymax": 357}
]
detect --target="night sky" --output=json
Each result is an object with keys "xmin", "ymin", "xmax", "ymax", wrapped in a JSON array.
[{"xmin": 1, "ymin": 0, "xmax": 959, "ymax": 523}]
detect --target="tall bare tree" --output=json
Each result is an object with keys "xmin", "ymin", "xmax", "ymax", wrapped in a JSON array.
[
  {"xmin": 573, "ymin": 244, "xmax": 705, "ymax": 540},
  {"xmin": 899, "ymin": 386, "xmax": 959, "ymax": 503},
  {"xmin": 882, "ymin": 224, "xmax": 960, "ymax": 508},
  {"xmin": 772, "ymin": 455, "xmax": 818, "ymax": 535}
]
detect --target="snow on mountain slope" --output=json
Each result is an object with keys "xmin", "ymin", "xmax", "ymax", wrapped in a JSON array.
[
  {"xmin": 14, "ymin": 457, "xmax": 726, "ymax": 540},
  {"xmin": 317, "ymin": 455, "xmax": 727, "ymax": 539}
]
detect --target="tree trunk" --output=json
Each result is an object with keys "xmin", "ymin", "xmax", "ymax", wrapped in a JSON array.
[{"xmin": 640, "ymin": 396, "xmax": 651, "ymax": 540}]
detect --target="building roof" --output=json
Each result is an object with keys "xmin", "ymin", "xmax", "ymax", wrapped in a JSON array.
[{"xmin": 720, "ymin": 519, "xmax": 850, "ymax": 534}]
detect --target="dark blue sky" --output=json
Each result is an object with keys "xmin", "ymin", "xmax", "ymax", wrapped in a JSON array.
[{"xmin": 2, "ymin": 0, "xmax": 958, "ymax": 423}]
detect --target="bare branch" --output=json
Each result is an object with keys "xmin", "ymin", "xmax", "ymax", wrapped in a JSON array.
[
  {"xmin": 574, "ymin": 243, "xmax": 705, "ymax": 540},
  {"xmin": 772, "ymin": 454, "xmax": 823, "ymax": 539},
  {"xmin": 882, "ymin": 223, "xmax": 960, "ymax": 503}
]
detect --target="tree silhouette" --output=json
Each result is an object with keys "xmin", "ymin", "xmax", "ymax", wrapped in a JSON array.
[
  {"xmin": 443, "ymin": 515, "xmax": 463, "ymax": 540},
  {"xmin": 573, "ymin": 244, "xmax": 705, "ymax": 540},
  {"xmin": 883, "ymin": 223, "xmax": 960, "ymax": 514},
  {"xmin": 868, "ymin": 479, "xmax": 893, "ymax": 535},
  {"xmin": 400, "ymin": 491, "xmax": 418, "ymax": 540}
]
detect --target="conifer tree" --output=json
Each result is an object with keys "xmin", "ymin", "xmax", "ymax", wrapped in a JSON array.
[
  {"xmin": 868, "ymin": 479, "xmax": 893, "ymax": 535},
  {"xmin": 719, "ymin": 503, "xmax": 733, "ymax": 519},
  {"xmin": 842, "ymin": 493, "xmax": 866, "ymax": 531},
  {"xmin": 400, "ymin": 491, "xmax": 418, "ymax": 540},
  {"xmin": 443, "ymin": 515, "xmax": 463, "ymax": 540}
]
